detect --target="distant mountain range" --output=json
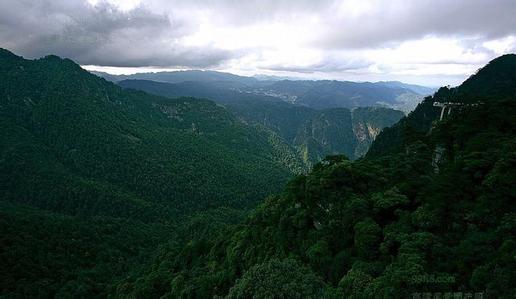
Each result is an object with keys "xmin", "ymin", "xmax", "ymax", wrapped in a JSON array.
[
  {"xmin": 117, "ymin": 79, "xmax": 404, "ymax": 163},
  {"xmin": 94, "ymin": 70, "xmax": 436, "ymax": 113},
  {"xmin": 92, "ymin": 69, "xmax": 259, "ymax": 85}
]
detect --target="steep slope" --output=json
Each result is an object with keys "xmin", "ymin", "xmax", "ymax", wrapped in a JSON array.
[
  {"xmin": 368, "ymin": 54, "xmax": 516, "ymax": 158},
  {"xmin": 0, "ymin": 49, "xmax": 307, "ymax": 296},
  {"xmin": 292, "ymin": 107, "xmax": 404, "ymax": 162},
  {"xmin": 0, "ymin": 49, "xmax": 302, "ymax": 218},
  {"xmin": 119, "ymin": 79, "xmax": 404, "ymax": 163},
  {"xmin": 351, "ymin": 107, "xmax": 406, "ymax": 158},
  {"xmin": 117, "ymin": 54, "xmax": 516, "ymax": 298}
]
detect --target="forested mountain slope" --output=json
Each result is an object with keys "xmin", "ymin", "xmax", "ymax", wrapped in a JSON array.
[
  {"xmin": 115, "ymin": 54, "xmax": 516, "ymax": 298},
  {"xmin": 368, "ymin": 54, "xmax": 516, "ymax": 158},
  {"xmin": 119, "ymin": 79, "xmax": 404, "ymax": 163},
  {"xmin": 0, "ymin": 48, "xmax": 302, "ymax": 297},
  {"xmin": 103, "ymin": 70, "xmax": 432, "ymax": 113},
  {"xmin": 0, "ymin": 48, "xmax": 302, "ymax": 217}
]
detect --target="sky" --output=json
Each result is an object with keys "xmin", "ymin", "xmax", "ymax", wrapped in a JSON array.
[{"xmin": 0, "ymin": 0, "xmax": 515, "ymax": 86}]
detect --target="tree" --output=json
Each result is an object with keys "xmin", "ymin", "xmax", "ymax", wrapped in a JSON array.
[{"xmin": 226, "ymin": 259, "xmax": 324, "ymax": 299}]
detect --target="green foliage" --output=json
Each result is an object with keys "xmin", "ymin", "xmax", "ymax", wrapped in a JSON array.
[
  {"xmin": 0, "ymin": 50, "xmax": 298, "ymax": 221},
  {"xmin": 2, "ymin": 50, "xmax": 515, "ymax": 298},
  {"xmin": 119, "ymin": 79, "xmax": 404, "ymax": 164},
  {"xmin": 353, "ymin": 218, "xmax": 382, "ymax": 259},
  {"xmin": 372, "ymin": 187, "xmax": 409, "ymax": 212},
  {"xmin": 0, "ymin": 49, "xmax": 298, "ymax": 297},
  {"xmin": 0, "ymin": 201, "xmax": 170, "ymax": 298},
  {"xmin": 337, "ymin": 267, "xmax": 374, "ymax": 298},
  {"xmin": 125, "ymin": 54, "xmax": 516, "ymax": 298},
  {"xmin": 226, "ymin": 259, "xmax": 324, "ymax": 299}
]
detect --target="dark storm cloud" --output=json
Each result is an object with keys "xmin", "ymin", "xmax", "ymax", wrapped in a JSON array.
[
  {"xmin": 0, "ymin": 0, "xmax": 514, "ymax": 78},
  {"xmin": 0, "ymin": 0, "xmax": 233, "ymax": 67}
]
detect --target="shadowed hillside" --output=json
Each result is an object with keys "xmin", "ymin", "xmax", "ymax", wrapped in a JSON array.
[{"xmin": 114, "ymin": 54, "xmax": 516, "ymax": 298}]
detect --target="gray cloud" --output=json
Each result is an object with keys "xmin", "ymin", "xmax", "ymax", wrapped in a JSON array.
[
  {"xmin": 147, "ymin": 0, "xmax": 330, "ymax": 25},
  {"xmin": 0, "ymin": 0, "xmax": 514, "ymax": 83},
  {"xmin": 312, "ymin": 0, "xmax": 516, "ymax": 49},
  {"xmin": 262, "ymin": 58, "xmax": 372, "ymax": 73},
  {"xmin": 0, "ymin": 0, "xmax": 233, "ymax": 67},
  {"xmin": 148, "ymin": 0, "xmax": 516, "ymax": 50}
]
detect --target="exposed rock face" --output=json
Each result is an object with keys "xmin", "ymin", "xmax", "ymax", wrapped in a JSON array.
[
  {"xmin": 367, "ymin": 124, "xmax": 381, "ymax": 139},
  {"xmin": 293, "ymin": 107, "xmax": 404, "ymax": 166},
  {"xmin": 351, "ymin": 120, "xmax": 384, "ymax": 159},
  {"xmin": 115, "ymin": 78, "xmax": 406, "ymax": 166},
  {"xmin": 353, "ymin": 122, "xmax": 368, "ymax": 142},
  {"xmin": 432, "ymin": 145, "xmax": 445, "ymax": 173},
  {"xmin": 350, "ymin": 107, "xmax": 405, "ymax": 159}
]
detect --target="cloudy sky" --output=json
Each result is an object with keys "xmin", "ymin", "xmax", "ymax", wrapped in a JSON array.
[{"xmin": 1, "ymin": 0, "xmax": 515, "ymax": 86}]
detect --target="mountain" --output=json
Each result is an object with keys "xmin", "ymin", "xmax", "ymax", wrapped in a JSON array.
[
  {"xmin": 368, "ymin": 54, "xmax": 516, "ymax": 158},
  {"xmin": 242, "ymin": 79, "xmax": 428, "ymax": 113},
  {"xmin": 92, "ymin": 69, "xmax": 258, "ymax": 86},
  {"xmin": 0, "ymin": 49, "xmax": 306, "ymax": 296},
  {"xmin": 118, "ymin": 79, "xmax": 404, "ymax": 163},
  {"xmin": 117, "ymin": 79, "xmax": 266, "ymax": 104},
  {"xmin": 0, "ymin": 50, "xmax": 303, "ymax": 217},
  {"xmin": 252, "ymin": 74, "xmax": 302, "ymax": 81},
  {"xmin": 97, "ymin": 71, "xmax": 433, "ymax": 113},
  {"xmin": 377, "ymin": 81, "xmax": 437, "ymax": 95},
  {"xmin": 116, "ymin": 54, "xmax": 516, "ymax": 298}
]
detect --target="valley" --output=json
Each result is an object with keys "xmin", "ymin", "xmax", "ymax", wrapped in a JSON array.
[
  {"xmin": 0, "ymin": 49, "xmax": 514, "ymax": 298},
  {"xmin": 115, "ymin": 77, "xmax": 408, "ymax": 164},
  {"xmin": 2, "ymin": 1, "xmax": 515, "ymax": 298}
]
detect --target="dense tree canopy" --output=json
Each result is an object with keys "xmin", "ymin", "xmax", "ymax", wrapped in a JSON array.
[
  {"xmin": 1, "ymin": 49, "xmax": 514, "ymax": 298},
  {"xmin": 119, "ymin": 79, "xmax": 405, "ymax": 164},
  {"xmin": 112, "ymin": 54, "xmax": 515, "ymax": 298},
  {"xmin": 0, "ymin": 48, "xmax": 299, "ymax": 297}
]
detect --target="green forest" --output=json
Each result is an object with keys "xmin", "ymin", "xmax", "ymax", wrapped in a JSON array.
[
  {"xmin": 111, "ymin": 55, "xmax": 516, "ymax": 298},
  {"xmin": 0, "ymin": 48, "xmax": 297, "ymax": 297},
  {"xmin": 118, "ymin": 79, "xmax": 405, "ymax": 164},
  {"xmin": 1, "ymin": 48, "xmax": 515, "ymax": 298}
]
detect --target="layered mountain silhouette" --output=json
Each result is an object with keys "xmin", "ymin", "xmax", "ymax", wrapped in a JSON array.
[
  {"xmin": 110, "ymin": 54, "xmax": 516, "ymax": 298},
  {"xmin": 1, "ymin": 49, "xmax": 514, "ymax": 298},
  {"xmin": 96, "ymin": 70, "xmax": 434, "ymax": 113},
  {"xmin": 118, "ymin": 79, "xmax": 405, "ymax": 163}
]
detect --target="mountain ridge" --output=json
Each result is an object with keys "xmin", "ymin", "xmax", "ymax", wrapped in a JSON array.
[
  {"xmin": 0, "ymin": 48, "xmax": 304, "ymax": 218},
  {"xmin": 113, "ymin": 53, "xmax": 516, "ymax": 298},
  {"xmin": 118, "ymin": 79, "xmax": 405, "ymax": 162},
  {"xmin": 95, "ymin": 69, "xmax": 433, "ymax": 113}
]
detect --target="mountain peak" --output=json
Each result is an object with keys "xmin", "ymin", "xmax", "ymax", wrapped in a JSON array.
[
  {"xmin": 0, "ymin": 48, "xmax": 17, "ymax": 57},
  {"xmin": 488, "ymin": 53, "xmax": 516, "ymax": 63},
  {"xmin": 458, "ymin": 53, "xmax": 516, "ymax": 100},
  {"xmin": 0, "ymin": 48, "xmax": 23, "ymax": 63}
]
